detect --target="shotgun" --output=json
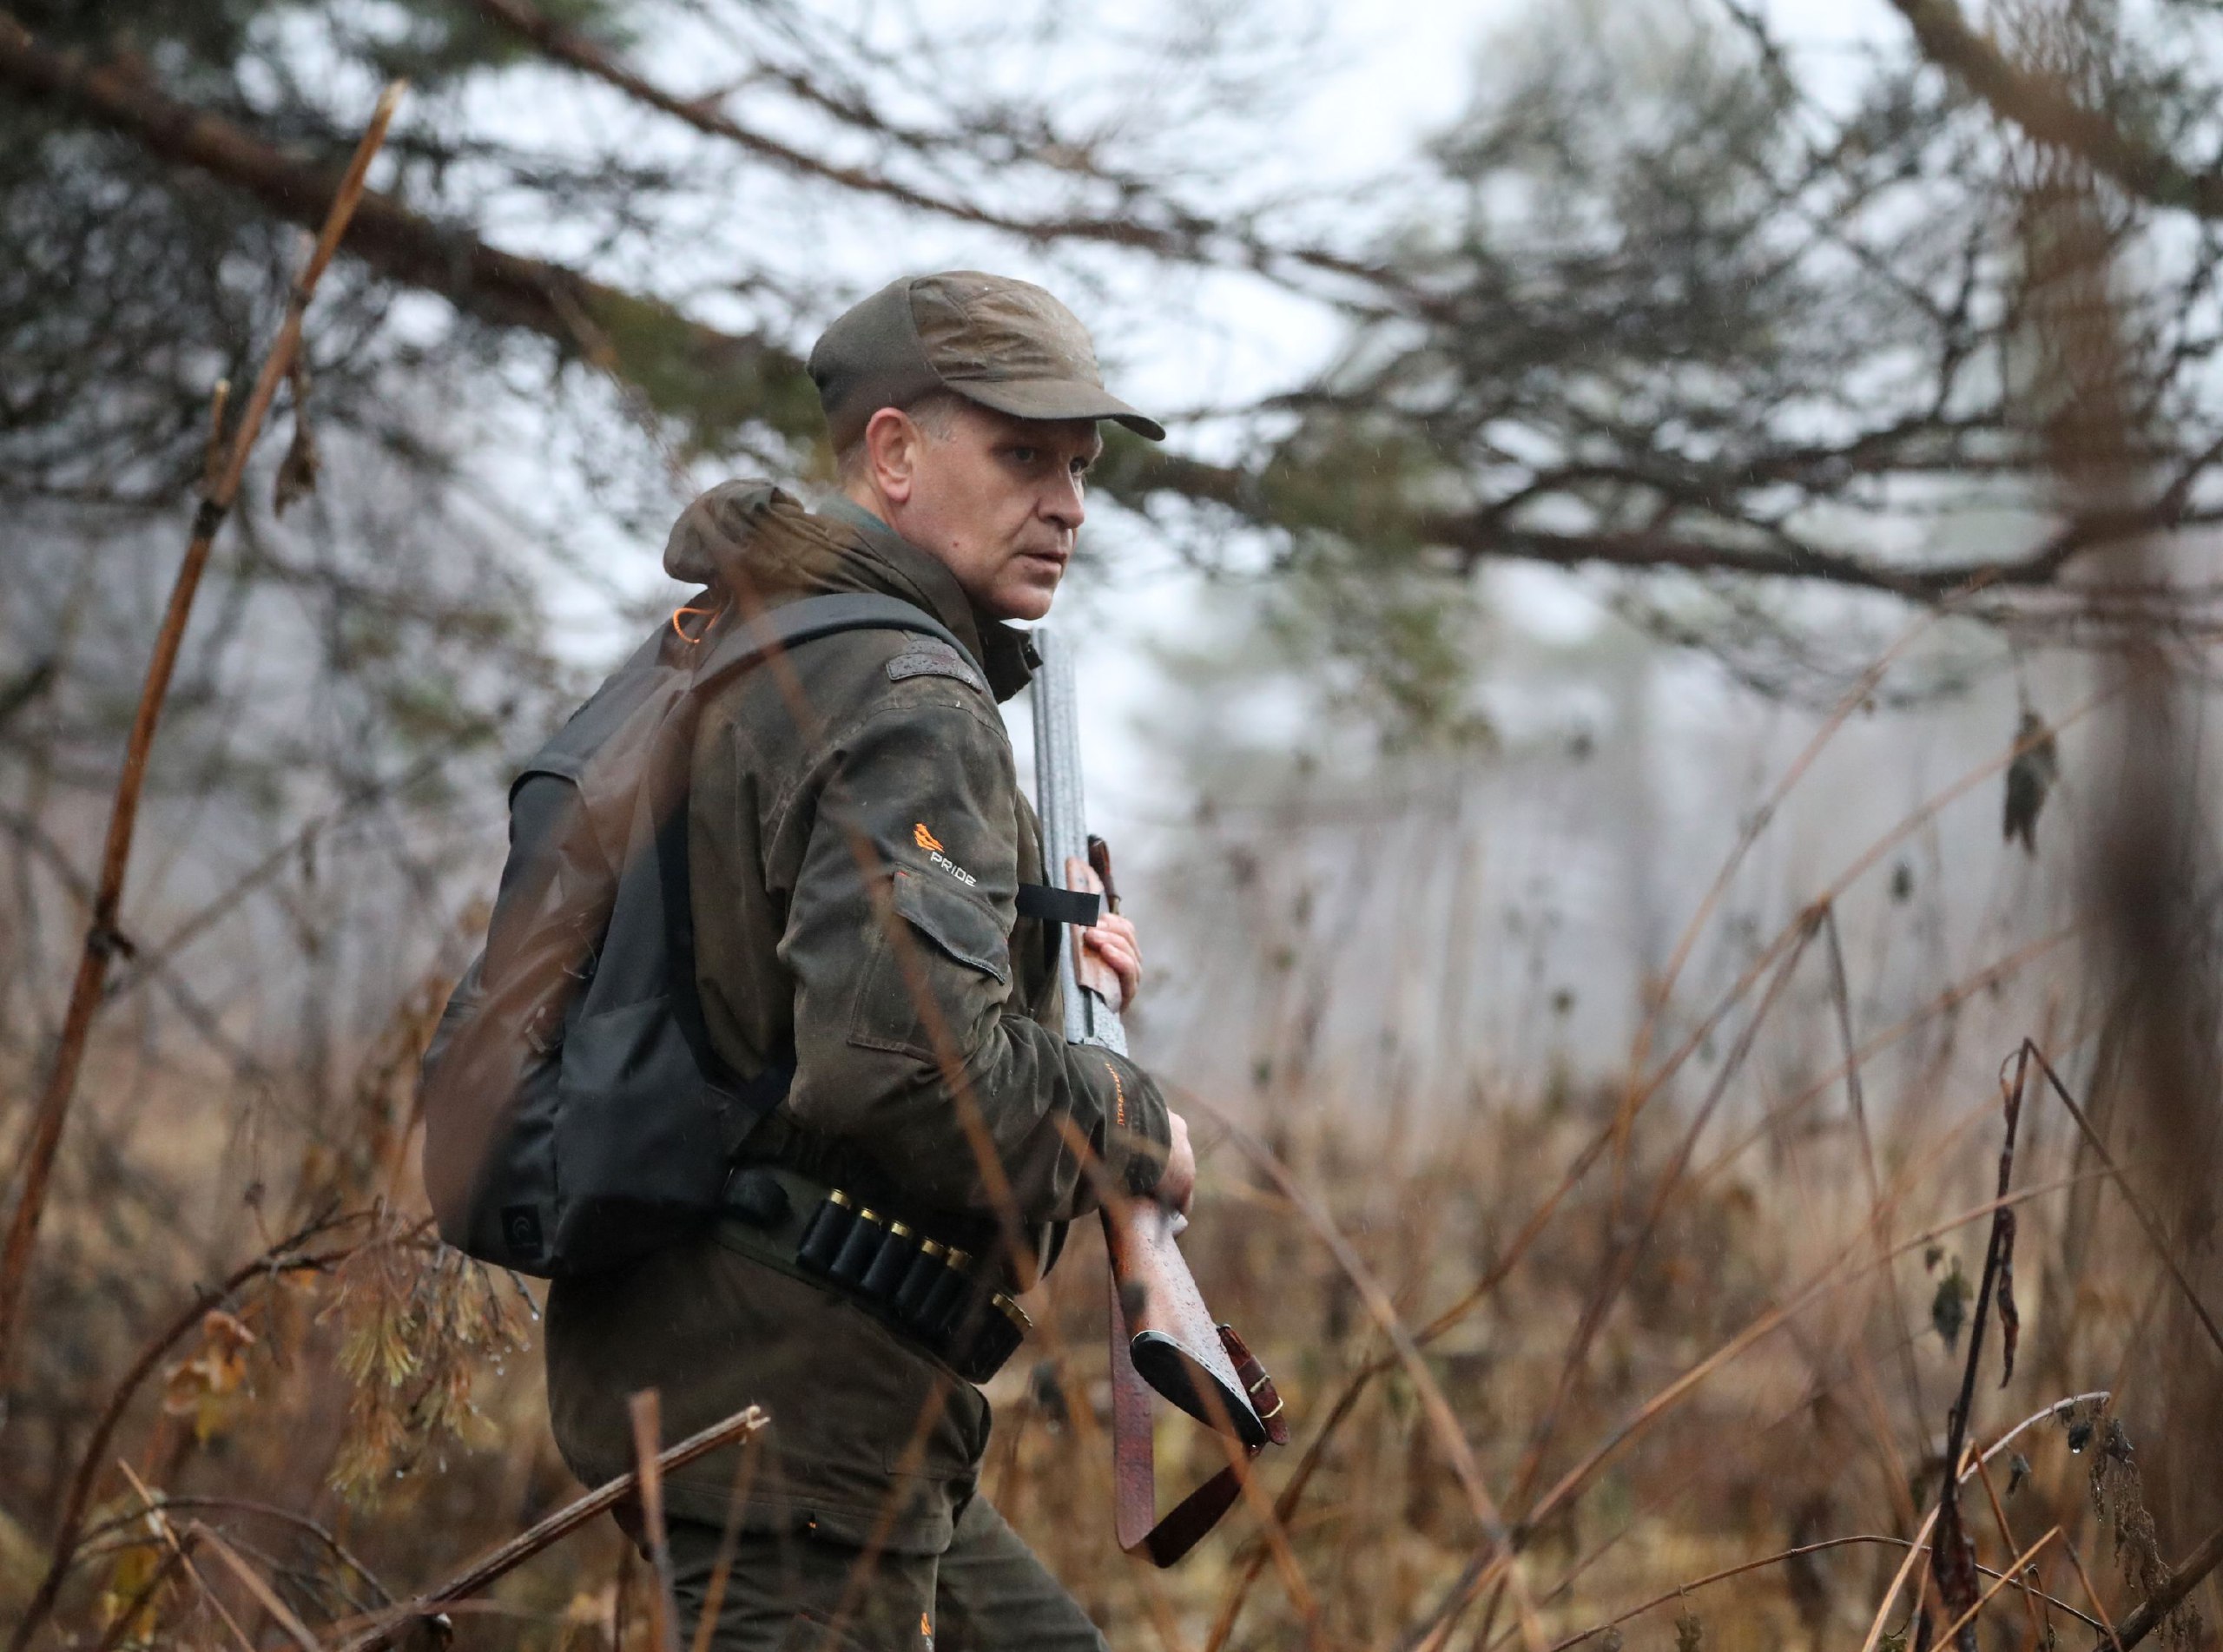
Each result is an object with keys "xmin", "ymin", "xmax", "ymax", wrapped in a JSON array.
[{"xmin": 1030, "ymin": 628, "xmax": 1288, "ymax": 1566}]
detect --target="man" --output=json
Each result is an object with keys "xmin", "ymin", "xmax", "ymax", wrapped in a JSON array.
[{"xmin": 544, "ymin": 271, "xmax": 1195, "ymax": 1650}]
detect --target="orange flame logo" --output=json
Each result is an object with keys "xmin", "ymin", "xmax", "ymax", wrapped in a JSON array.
[{"xmin": 913, "ymin": 823, "xmax": 943, "ymax": 852}]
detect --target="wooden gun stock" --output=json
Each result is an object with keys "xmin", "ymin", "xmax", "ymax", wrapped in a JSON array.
[
  {"xmin": 1103, "ymin": 1198, "xmax": 1288, "ymax": 1566},
  {"xmin": 1103, "ymin": 1200, "xmax": 1271, "ymax": 1446}
]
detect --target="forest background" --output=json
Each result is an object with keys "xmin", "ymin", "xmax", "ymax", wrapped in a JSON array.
[{"xmin": 6, "ymin": 0, "xmax": 2223, "ymax": 1645}]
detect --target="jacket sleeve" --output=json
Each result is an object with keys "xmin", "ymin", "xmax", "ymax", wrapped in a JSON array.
[{"xmin": 769, "ymin": 682, "xmax": 1171, "ymax": 1224}]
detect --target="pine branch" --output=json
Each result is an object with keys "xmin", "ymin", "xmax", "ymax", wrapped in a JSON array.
[
  {"xmin": 0, "ymin": 12, "xmax": 815, "ymax": 451},
  {"xmin": 1887, "ymin": 0, "xmax": 2223, "ymax": 218},
  {"xmin": 468, "ymin": 0, "xmax": 1205, "ymax": 259},
  {"xmin": 2, "ymin": 9, "xmax": 2176, "ymax": 598}
]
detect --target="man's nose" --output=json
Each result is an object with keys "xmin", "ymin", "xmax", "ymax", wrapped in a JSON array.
[{"xmin": 1041, "ymin": 470, "xmax": 1085, "ymax": 533}]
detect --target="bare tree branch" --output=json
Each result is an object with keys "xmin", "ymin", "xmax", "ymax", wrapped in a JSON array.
[
  {"xmin": 7, "ymin": 1219, "xmax": 370, "ymax": 1652},
  {"xmin": 2089, "ymin": 1520, "xmax": 2223, "ymax": 1651},
  {"xmin": 467, "ymin": 0, "xmax": 1329, "ymax": 273},
  {"xmin": 1111, "ymin": 444, "xmax": 2180, "ymax": 596},
  {"xmin": 8, "ymin": 8, "xmax": 2204, "ymax": 608},
  {"xmin": 1887, "ymin": 0, "xmax": 2223, "ymax": 217}
]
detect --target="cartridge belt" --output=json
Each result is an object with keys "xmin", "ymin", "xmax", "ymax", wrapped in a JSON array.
[{"xmin": 713, "ymin": 1165, "xmax": 1030, "ymax": 1386}]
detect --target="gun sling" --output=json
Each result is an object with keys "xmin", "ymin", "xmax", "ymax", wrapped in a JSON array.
[{"xmin": 715, "ymin": 1165, "xmax": 1030, "ymax": 1386}]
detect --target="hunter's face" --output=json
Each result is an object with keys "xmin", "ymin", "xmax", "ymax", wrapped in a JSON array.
[{"xmin": 876, "ymin": 403, "xmax": 1102, "ymax": 622}]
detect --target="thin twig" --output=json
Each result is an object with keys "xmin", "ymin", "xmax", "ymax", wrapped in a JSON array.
[
  {"xmin": 1633, "ymin": 609, "xmax": 1946, "ymax": 1076},
  {"xmin": 188, "ymin": 1521, "xmax": 325, "ymax": 1652},
  {"xmin": 1199, "ymin": 1105, "xmax": 1549, "ymax": 1652},
  {"xmin": 1526, "ymin": 1184, "xmax": 2079, "ymax": 1546},
  {"xmin": 1923, "ymin": 1046, "xmax": 2028, "ymax": 1649},
  {"xmin": 7, "ymin": 1220, "xmax": 366, "ymax": 1652},
  {"xmin": 2090, "ymin": 1520, "xmax": 2223, "ymax": 1651},
  {"xmin": 1856, "ymin": 1392, "xmax": 2114, "ymax": 1652},
  {"xmin": 115, "ymin": 1462, "xmax": 254, "ymax": 1652},
  {"xmin": 2059, "ymin": 1534, "xmax": 2126, "ymax": 1652},
  {"xmin": 74, "ymin": 1495, "xmax": 392, "ymax": 1608},
  {"xmin": 1511, "ymin": 918, "xmax": 1818, "ymax": 1519},
  {"xmin": 1204, "ymin": 1129, "xmax": 1602, "ymax": 1651},
  {"xmin": 1822, "ymin": 900, "xmax": 1929, "ymax": 1441},
  {"xmin": 1971, "ymin": 1455, "xmax": 2048, "ymax": 1649},
  {"xmin": 1470, "ymin": 1175, "xmax": 2105, "ymax": 1652},
  {"xmin": 628, "ymin": 1390, "xmax": 680, "ymax": 1652},
  {"xmin": 2023, "ymin": 1040, "xmax": 2223, "ymax": 1359},
  {"xmin": 1931, "ymin": 1526, "xmax": 2060, "ymax": 1649},
  {"xmin": 1547, "ymin": 1529, "xmax": 2097, "ymax": 1651},
  {"xmin": 87, "ymin": 1544, "xmax": 188, "ymax": 1652},
  {"xmin": 687, "ymin": 1426, "xmax": 764, "ymax": 1652},
  {"xmin": 331, "ymin": 1404, "xmax": 766, "ymax": 1652}
]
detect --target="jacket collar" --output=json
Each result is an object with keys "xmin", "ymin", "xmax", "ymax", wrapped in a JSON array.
[
  {"xmin": 814, "ymin": 496, "xmax": 1039, "ymax": 703},
  {"xmin": 659, "ymin": 480, "xmax": 1039, "ymax": 704}
]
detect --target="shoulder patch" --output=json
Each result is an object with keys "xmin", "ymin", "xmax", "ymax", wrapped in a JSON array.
[{"xmin": 887, "ymin": 638, "xmax": 986, "ymax": 693}]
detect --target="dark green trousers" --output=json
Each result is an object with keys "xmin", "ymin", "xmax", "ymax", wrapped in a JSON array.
[{"xmin": 656, "ymin": 1495, "xmax": 1108, "ymax": 1652}]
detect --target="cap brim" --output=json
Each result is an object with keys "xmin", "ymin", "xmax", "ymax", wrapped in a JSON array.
[{"xmin": 948, "ymin": 376, "xmax": 1166, "ymax": 442}]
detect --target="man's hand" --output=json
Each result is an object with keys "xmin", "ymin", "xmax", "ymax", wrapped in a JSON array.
[
  {"xmin": 1081, "ymin": 910, "xmax": 1142, "ymax": 1004},
  {"xmin": 1158, "ymin": 1110, "xmax": 1195, "ymax": 1214},
  {"xmin": 1057, "ymin": 854, "xmax": 1179, "ymax": 1206},
  {"xmin": 1065, "ymin": 854, "xmax": 1143, "ymax": 1009}
]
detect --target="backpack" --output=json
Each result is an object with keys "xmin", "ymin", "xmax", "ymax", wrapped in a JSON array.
[{"xmin": 419, "ymin": 591, "xmax": 967, "ymax": 1278}]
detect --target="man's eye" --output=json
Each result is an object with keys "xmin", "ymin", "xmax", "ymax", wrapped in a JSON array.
[{"xmin": 1007, "ymin": 446, "xmax": 1039, "ymax": 465}]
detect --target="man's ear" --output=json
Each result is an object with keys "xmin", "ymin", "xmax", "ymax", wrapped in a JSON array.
[{"xmin": 862, "ymin": 407, "xmax": 919, "ymax": 504}]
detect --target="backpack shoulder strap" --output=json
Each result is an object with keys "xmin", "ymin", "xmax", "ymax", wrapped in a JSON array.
[{"xmin": 694, "ymin": 593, "xmax": 972, "ymax": 694}]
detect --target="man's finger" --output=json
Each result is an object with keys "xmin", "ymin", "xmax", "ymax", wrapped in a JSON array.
[
  {"xmin": 1079, "ymin": 931, "xmax": 1141, "ymax": 1006},
  {"xmin": 1084, "ymin": 932, "xmax": 1140, "ymax": 979},
  {"xmin": 1082, "ymin": 929, "xmax": 1136, "ymax": 962}
]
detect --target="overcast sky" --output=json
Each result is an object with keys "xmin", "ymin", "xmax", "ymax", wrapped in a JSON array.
[
  {"xmin": 508, "ymin": 0, "xmax": 1919, "ymax": 850},
  {"xmin": 1013, "ymin": 0, "xmax": 1910, "ymax": 839}
]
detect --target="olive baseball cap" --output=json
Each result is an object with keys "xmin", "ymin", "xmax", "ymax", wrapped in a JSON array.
[{"xmin": 808, "ymin": 271, "xmax": 1166, "ymax": 451}]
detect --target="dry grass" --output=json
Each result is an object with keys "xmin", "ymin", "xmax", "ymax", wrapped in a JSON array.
[{"xmin": 3, "ymin": 619, "xmax": 2221, "ymax": 1652}]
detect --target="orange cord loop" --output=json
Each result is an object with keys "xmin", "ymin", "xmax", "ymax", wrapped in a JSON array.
[{"xmin": 670, "ymin": 602, "xmax": 723, "ymax": 644}]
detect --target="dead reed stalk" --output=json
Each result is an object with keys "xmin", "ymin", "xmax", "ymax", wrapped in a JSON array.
[
  {"xmin": 333, "ymin": 1403, "xmax": 766, "ymax": 1652},
  {"xmin": 0, "ymin": 80, "xmax": 405, "ymax": 1387},
  {"xmin": 6, "ymin": 1215, "xmax": 369, "ymax": 1652}
]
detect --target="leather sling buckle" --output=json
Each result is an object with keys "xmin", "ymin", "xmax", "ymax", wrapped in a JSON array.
[{"xmin": 1105, "ymin": 1201, "xmax": 1291, "ymax": 1567}]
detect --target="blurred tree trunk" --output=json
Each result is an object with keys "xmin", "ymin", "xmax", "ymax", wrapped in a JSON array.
[{"xmin": 2002, "ymin": 0, "xmax": 2223, "ymax": 1583}]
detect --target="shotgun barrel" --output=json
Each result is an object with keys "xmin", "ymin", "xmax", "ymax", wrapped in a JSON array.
[
  {"xmin": 1030, "ymin": 628, "xmax": 1127, "ymax": 1054},
  {"xmin": 1030, "ymin": 627, "xmax": 1272, "ymax": 1450}
]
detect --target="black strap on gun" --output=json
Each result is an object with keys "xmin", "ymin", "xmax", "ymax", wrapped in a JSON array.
[{"xmin": 1016, "ymin": 883, "xmax": 1101, "ymax": 927}]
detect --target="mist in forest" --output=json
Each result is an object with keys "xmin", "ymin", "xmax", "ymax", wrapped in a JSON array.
[{"xmin": 7, "ymin": 0, "xmax": 2223, "ymax": 1645}]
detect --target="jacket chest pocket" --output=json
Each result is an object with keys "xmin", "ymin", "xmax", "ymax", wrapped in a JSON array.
[
  {"xmin": 847, "ymin": 868, "xmax": 1012, "ymax": 1062},
  {"xmin": 890, "ymin": 866, "xmax": 1009, "ymax": 982}
]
